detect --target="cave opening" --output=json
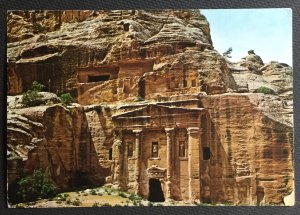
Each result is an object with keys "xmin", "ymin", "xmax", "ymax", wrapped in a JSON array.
[
  {"xmin": 88, "ymin": 75, "xmax": 110, "ymax": 83},
  {"xmin": 71, "ymin": 171, "xmax": 91, "ymax": 187},
  {"xmin": 147, "ymin": 178, "xmax": 165, "ymax": 202},
  {"xmin": 7, "ymin": 180, "xmax": 22, "ymax": 204}
]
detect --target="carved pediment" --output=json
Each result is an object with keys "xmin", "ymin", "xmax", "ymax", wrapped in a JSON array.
[
  {"xmin": 112, "ymin": 104, "xmax": 205, "ymax": 129},
  {"xmin": 147, "ymin": 165, "xmax": 166, "ymax": 178},
  {"xmin": 112, "ymin": 104, "xmax": 204, "ymax": 119}
]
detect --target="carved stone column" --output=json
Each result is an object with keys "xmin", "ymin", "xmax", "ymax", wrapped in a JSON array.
[
  {"xmin": 133, "ymin": 129, "xmax": 142, "ymax": 195},
  {"xmin": 165, "ymin": 128, "xmax": 174, "ymax": 200},
  {"xmin": 187, "ymin": 127, "xmax": 200, "ymax": 202},
  {"xmin": 112, "ymin": 132, "xmax": 123, "ymax": 188}
]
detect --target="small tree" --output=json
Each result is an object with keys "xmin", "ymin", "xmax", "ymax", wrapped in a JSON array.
[
  {"xmin": 22, "ymin": 90, "xmax": 43, "ymax": 107},
  {"xmin": 255, "ymin": 86, "xmax": 275, "ymax": 95},
  {"xmin": 223, "ymin": 47, "xmax": 233, "ymax": 58},
  {"xmin": 17, "ymin": 169, "xmax": 56, "ymax": 202},
  {"xmin": 32, "ymin": 81, "xmax": 46, "ymax": 91},
  {"xmin": 22, "ymin": 81, "xmax": 46, "ymax": 107},
  {"xmin": 60, "ymin": 93, "xmax": 74, "ymax": 106}
]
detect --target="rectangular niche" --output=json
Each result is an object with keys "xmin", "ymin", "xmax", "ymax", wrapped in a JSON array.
[
  {"xmin": 128, "ymin": 142, "xmax": 133, "ymax": 158},
  {"xmin": 152, "ymin": 142, "xmax": 159, "ymax": 158},
  {"xmin": 88, "ymin": 75, "xmax": 110, "ymax": 83}
]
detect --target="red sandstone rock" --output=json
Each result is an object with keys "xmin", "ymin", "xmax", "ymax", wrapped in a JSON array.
[
  {"xmin": 7, "ymin": 104, "xmax": 103, "ymax": 189},
  {"xmin": 6, "ymin": 10, "xmax": 294, "ymax": 206}
]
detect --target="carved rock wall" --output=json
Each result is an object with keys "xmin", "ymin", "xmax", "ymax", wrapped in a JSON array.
[
  {"xmin": 6, "ymin": 10, "xmax": 294, "ymax": 206},
  {"xmin": 7, "ymin": 10, "xmax": 236, "ymax": 100},
  {"xmin": 199, "ymin": 94, "xmax": 294, "ymax": 205},
  {"xmin": 7, "ymin": 104, "xmax": 103, "ymax": 189}
]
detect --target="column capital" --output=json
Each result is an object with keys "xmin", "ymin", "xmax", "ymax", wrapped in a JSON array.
[
  {"xmin": 165, "ymin": 128, "xmax": 174, "ymax": 133},
  {"xmin": 187, "ymin": 127, "xmax": 200, "ymax": 134},
  {"xmin": 133, "ymin": 129, "xmax": 142, "ymax": 133},
  {"xmin": 133, "ymin": 129, "xmax": 142, "ymax": 135}
]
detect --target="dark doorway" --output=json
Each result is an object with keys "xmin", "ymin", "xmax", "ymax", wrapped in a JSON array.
[
  {"xmin": 108, "ymin": 148, "xmax": 113, "ymax": 160},
  {"xmin": 88, "ymin": 75, "xmax": 110, "ymax": 83},
  {"xmin": 123, "ymin": 23, "xmax": 130, "ymax": 31},
  {"xmin": 148, "ymin": 178, "xmax": 165, "ymax": 202},
  {"xmin": 138, "ymin": 77, "xmax": 145, "ymax": 99},
  {"xmin": 203, "ymin": 147, "xmax": 211, "ymax": 160},
  {"xmin": 139, "ymin": 47, "xmax": 147, "ymax": 58},
  {"xmin": 183, "ymin": 79, "xmax": 187, "ymax": 88}
]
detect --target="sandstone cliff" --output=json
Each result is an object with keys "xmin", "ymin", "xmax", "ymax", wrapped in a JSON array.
[
  {"xmin": 199, "ymin": 94, "xmax": 293, "ymax": 205},
  {"xmin": 229, "ymin": 51, "xmax": 293, "ymax": 125},
  {"xmin": 7, "ymin": 102, "xmax": 103, "ymax": 191},
  {"xmin": 7, "ymin": 10, "xmax": 235, "ymax": 100},
  {"xmin": 6, "ymin": 10, "xmax": 294, "ymax": 206}
]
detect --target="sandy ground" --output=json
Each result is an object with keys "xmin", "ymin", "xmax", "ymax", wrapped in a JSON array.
[{"xmin": 11, "ymin": 186, "xmax": 231, "ymax": 208}]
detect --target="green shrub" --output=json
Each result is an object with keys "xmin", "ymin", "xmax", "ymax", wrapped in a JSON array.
[
  {"xmin": 22, "ymin": 90, "xmax": 43, "ymax": 107},
  {"xmin": 55, "ymin": 193, "xmax": 66, "ymax": 201},
  {"xmin": 118, "ymin": 192, "xmax": 127, "ymax": 198},
  {"xmin": 32, "ymin": 81, "xmax": 46, "ymax": 91},
  {"xmin": 72, "ymin": 199, "xmax": 81, "ymax": 206},
  {"xmin": 102, "ymin": 203, "xmax": 112, "ymax": 207},
  {"xmin": 255, "ymin": 86, "xmax": 274, "ymax": 95},
  {"xmin": 194, "ymin": 201, "xmax": 211, "ymax": 206},
  {"xmin": 223, "ymin": 201, "xmax": 233, "ymax": 206},
  {"xmin": 54, "ymin": 193, "xmax": 70, "ymax": 201},
  {"xmin": 16, "ymin": 169, "xmax": 56, "ymax": 202},
  {"xmin": 21, "ymin": 81, "xmax": 45, "ymax": 107},
  {"xmin": 90, "ymin": 189, "xmax": 97, "ymax": 195},
  {"xmin": 128, "ymin": 194, "xmax": 143, "ymax": 201},
  {"xmin": 15, "ymin": 203, "xmax": 27, "ymax": 208},
  {"xmin": 60, "ymin": 93, "xmax": 73, "ymax": 106}
]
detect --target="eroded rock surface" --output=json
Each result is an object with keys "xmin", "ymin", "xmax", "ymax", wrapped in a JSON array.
[
  {"xmin": 229, "ymin": 51, "xmax": 293, "ymax": 124},
  {"xmin": 199, "ymin": 94, "xmax": 293, "ymax": 205},
  {"xmin": 7, "ymin": 103, "xmax": 103, "ymax": 189},
  {"xmin": 7, "ymin": 10, "xmax": 235, "ymax": 99},
  {"xmin": 6, "ymin": 10, "xmax": 294, "ymax": 206}
]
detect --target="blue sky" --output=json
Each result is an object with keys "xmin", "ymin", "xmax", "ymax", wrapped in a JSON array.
[{"xmin": 201, "ymin": 9, "xmax": 292, "ymax": 66}]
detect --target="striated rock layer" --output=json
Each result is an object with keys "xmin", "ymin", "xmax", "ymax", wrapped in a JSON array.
[
  {"xmin": 7, "ymin": 104, "xmax": 103, "ymax": 190},
  {"xmin": 199, "ymin": 94, "xmax": 293, "ymax": 205},
  {"xmin": 7, "ymin": 10, "xmax": 235, "ymax": 99},
  {"xmin": 6, "ymin": 10, "xmax": 294, "ymax": 206},
  {"xmin": 79, "ymin": 93, "xmax": 293, "ymax": 205}
]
